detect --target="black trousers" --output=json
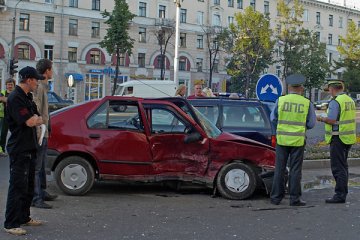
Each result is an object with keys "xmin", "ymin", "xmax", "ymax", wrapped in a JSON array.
[
  {"xmin": 4, "ymin": 151, "xmax": 37, "ymax": 229},
  {"xmin": 330, "ymin": 136, "xmax": 352, "ymax": 201},
  {"xmin": 271, "ymin": 144, "xmax": 304, "ymax": 204}
]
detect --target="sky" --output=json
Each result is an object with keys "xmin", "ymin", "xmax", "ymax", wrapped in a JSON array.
[{"xmin": 318, "ymin": 0, "xmax": 360, "ymax": 10}]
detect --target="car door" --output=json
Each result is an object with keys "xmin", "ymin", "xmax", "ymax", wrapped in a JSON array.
[
  {"xmin": 85, "ymin": 99, "xmax": 152, "ymax": 175},
  {"xmin": 144, "ymin": 103, "xmax": 210, "ymax": 176}
]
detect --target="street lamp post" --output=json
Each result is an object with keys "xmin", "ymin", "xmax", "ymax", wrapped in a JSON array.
[
  {"xmin": 10, "ymin": 0, "xmax": 23, "ymax": 62},
  {"xmin": 173, "ymin": 0, "xmax": 182, "ymax": 87}
]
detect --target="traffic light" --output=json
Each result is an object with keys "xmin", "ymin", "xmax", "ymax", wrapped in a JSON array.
[{"xmin": 9, "ymin": 59, "xmax": 18, "ymax": 76}]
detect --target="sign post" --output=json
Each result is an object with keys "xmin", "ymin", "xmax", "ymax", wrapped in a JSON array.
[{"xmin": 255, "ymin": 74, "xmax": 283, "ymax": 102}]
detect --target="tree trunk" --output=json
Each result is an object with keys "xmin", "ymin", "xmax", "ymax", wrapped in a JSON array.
[{"xmin": 112, "ymin": 48, "xmax": 120, "ymax": 96}]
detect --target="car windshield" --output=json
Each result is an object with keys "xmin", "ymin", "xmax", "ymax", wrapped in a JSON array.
[
  {"xmin": 191, "ymin": 106, "xmax": 221, "ymax": 138},
  {"xmin": 115, "ymin": 86, "xmax": 124, "ymax": 96}
]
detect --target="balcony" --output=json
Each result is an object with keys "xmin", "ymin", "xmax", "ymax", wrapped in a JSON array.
[{"xmin": 155, "ymin": 18, "xmax": 174, "ymax": 28}]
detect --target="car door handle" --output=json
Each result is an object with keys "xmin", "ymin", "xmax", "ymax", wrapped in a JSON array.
[{"xmin": 89, "ymin": 134, "xmax": 100, "ymax": 139}]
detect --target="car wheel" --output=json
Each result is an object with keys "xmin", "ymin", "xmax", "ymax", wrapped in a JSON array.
[
  {"xmin": 216, "ymin": 162, "xmax": 257, "ymax": 200},
  {"xmin": 113, "ymin": 105, "xmax": 127, "ymax": 112},
  {"xmin": 54, "ymin": 156, "xmax": 95, "ymax": 196}
]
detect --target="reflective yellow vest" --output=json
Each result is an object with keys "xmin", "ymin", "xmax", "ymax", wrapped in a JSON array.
[
  {"xmin": 325, "ymin": 94, "xmax": 356, "ymax": 144},
  {"xmin": 0, "ymin": 90, "xmax": 6, "ymax": 118},
  {"xmin": 277, "ymin": 94, "xmax": 310, "ymax": 146}
]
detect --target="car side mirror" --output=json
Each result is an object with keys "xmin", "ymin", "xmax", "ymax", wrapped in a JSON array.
[{"xmin": 184, "ymin": 132, "xmax": 203, "ymax": 144}]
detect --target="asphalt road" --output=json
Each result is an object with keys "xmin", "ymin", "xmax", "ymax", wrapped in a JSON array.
[{"xmin": 1, "ymin": 157, "xmax": 360, "ymax": 240}]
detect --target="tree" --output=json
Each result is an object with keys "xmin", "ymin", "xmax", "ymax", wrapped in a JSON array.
[
  {"xmin": 153, "ymin": 21, "xmax": 175, "ymax": 80},
  {"xmin": 226, "ymin": 7, "xmax": 274, "ymax": 97},
  {"xmin": 300, "ymin": 30, "xmax": 331, "ymax": 98},
  {"xmin": 275, "ymin": 0, "xmax": 304, "ymax": 80},
  {"xmin": 335, "ymin": 20, "xmax": 360, "ymax": 92},
  {"xmin": 100, "ymin": 0, "xmax": 135, "ymax": 95},
  {"xmin": 203, "ymin": 26, "xmax": 230, "ymax": 88}
]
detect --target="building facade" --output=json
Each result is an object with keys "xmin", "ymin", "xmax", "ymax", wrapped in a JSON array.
[{"xmin": 0, "ymin": 0, "xmax": 359, "ymax": 102}]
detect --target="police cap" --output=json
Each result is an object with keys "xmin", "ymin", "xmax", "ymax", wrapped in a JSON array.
[{"xmin": 286, "ymin": 74, "xmax": 305, "ymax": 87}]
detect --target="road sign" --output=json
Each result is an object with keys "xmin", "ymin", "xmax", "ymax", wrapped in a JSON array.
[{"xmin": 256, "ymin": 74, "xmax": 283, "ymax": 102}]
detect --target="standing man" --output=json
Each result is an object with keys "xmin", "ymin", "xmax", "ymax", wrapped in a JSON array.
[
  {"xmin": 270, "ymin": 74, "xmax": 316, "ymax": 206},
  {"xmin": 0, "ymin": 78, "xmax": 16, "ymax": 155},
  {"xmin": 4, "ymin": 66, "xmax": 45, "ymax": 236},
  {"xmin": 317, "ymin": 80, "xmax": 356, "ymax": 203},
  {"xmin": 187, "ymin": 84, "xmax": 206, "ymax": 99},
  {"xmin": 32, "ymin": 59, "xmax": 57, "ymax": 209}
]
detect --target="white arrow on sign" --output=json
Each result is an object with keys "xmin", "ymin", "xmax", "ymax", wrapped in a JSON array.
[{"xmin": 260, "ymin": 84, "xmax": 278, "ymax": 95}]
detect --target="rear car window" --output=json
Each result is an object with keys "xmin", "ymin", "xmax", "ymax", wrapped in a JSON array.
[{"xmin": 223, "ymin": 105, "xmax": 269, "ymax": 129}]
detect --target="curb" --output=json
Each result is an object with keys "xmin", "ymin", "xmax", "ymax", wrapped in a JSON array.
[{"xmin": 303, "ymin": 158, "xmax": 360, "ymax": 169}]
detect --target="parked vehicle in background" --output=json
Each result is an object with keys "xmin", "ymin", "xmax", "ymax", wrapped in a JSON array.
[
  {"xmin": 47, "ymin": 97, "xmax": 275, "ymax": 200},
  {"xmin": 115, "ymin": 80, "xmax": 177, "ymax": 98},
  {"xmin": 313, "ymin": 97, "xmax": 331, "ymax": 110},
  {"xmin": 47, "ymin": 91, "xmax": 73, "ymax": 112},
  {"xmin": 189, "ymin": 98, "xmax": 276, "ymax": 148}
]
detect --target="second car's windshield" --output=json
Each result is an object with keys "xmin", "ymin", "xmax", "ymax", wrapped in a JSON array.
[{"xmin": 191, "ymin": 106, "xmax": 221, "ymax": 138}]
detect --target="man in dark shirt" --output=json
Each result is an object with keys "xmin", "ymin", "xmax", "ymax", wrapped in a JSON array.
[{"xmin": 3, "ymin": 66, "xmax": 45, "ymax": 236}]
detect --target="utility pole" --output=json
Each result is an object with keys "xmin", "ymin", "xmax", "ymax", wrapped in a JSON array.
[
  {"xmin": 10, "ymin": 0, "xmax": 23, "ymax": 62},
  {"xmin": 173, "ymin": 0, "xmax": 182, "ymax": 87}
]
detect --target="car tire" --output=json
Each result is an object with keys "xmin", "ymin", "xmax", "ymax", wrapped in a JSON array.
[
  {"xmin": 54, "ymin": 156, "xmax": 95, "ymax": 196},
  {"xmin": 112, "ymin": 105, "xmax": 127, "ymax": 112},
  {"xmin": 216, "ymin": 162, "xmax": 257, "ymax": 200}
]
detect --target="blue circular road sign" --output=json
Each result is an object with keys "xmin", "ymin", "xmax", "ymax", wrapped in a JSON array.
[{"xmin": 256, "ymin": 74, "xmax": 283, "ymax": 102}]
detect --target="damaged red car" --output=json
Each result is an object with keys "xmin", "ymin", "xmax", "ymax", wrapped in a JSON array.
[{"xmin": 47, "ymin": 97, "xmax": 275, "ymax": 200}]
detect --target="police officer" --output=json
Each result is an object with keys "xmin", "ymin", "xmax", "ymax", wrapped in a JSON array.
[
  {"xmin": 317, "ymin": 80, "xmax": 356, "ymax": 203},
  {"xmin": 4, "ymin": 66, "xmax": 45, "ymax": 236},
  {"xmin": 270, "ymin": 74, "xmax": 316, "ymax": 206}
]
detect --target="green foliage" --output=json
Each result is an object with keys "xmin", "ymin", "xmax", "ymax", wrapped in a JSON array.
[
  {"xmin": 335, "ymin": 20, "xmax": 360, "ymax": 92},
  {"xmin": 226, "ymin": 7, "xmax": 274, "ymax": 97},
  {"xmin": 100, "ymin": 0, "xmax": 135, "ymax": 55},
  {"xmin": 99, "ymin": 0, "xmax": 135, "ymax": 95}
]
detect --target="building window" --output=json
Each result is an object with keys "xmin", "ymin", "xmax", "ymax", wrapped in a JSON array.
[
  {"xmin": 329, "ymin": 15, "xmax": 333, "ymax": 27},
  {"xmin": 69, "ymin": 19, "xmax": 78, "ymax": 36},
  {"xmin": 276, "ymin": 66, "xmax": 281, "ymax": 77},
  {"xmin": 45, "ymin": 16, "xmax": 54, "ymax": 33},
  {"xmin": 180, "ymin": 9, "xmax": 187, "ymax": 23},
  {"xmin": 196, "ymin": 58, "xmax": 203, "ymax": 72},
  {"xmin": 90, "ymin": 50, "xmax": 101, "ymax": 64},
  {"xmin": 315, "ymin": 31, "xmax": 320, "ymax": 42},
  {"xmin": 138, "ymin": 53, "xmax": 145, "ymax": 67},
  {"xmin": 18, "ymin": 44, "xmax": 30, "ymax": 59},
  {"xmin": 44, "ymin": 45, "xmax": 53, "ymax": 60},
  {"xmin": 197, "ymin": 11, "xmax": 204, "ymax": 25},
  {"xmin": 228, "ymin": 16, "xmax": 234, "ymax": 25},
  {"xmin": 68, "ymin": 47, "xmax": 77, "ymax": 62},
  {"xmin": 250, "ymin": 0, "xmax": 256, "ymax": 9},
  {"xmin": 214, "ymin": 0, "xmax": 220, "ymax": 5},
  {"xmin": 328, "ymin": 34, "xmax": 333, "ymax": 45},
  {"xmin": 92, "ymin": 0, "xmax": 100, "ymax": 11},
  {"xmin": 303, "ymin": 9, "xmax": 309, "ymax": 22},
  {"xmin": 179, "ymin": 58, "xmax": 186, "ymax": 71},
  {"xmin": 264, "ymin": 1, "xmax": 269, "ymax": 14},
  {"xmin": 45, "ymin": 0, "xmax": 53, "ymax": 3},
  {"xmin": 19, "ymin": 13, "xmax": 30, "ymax": 31},
  {"xmin": 69, "ymin": 0, "xmax": 78, "ymax": 7},
  {"xmin": 180, "ymin": 33, "xmax": 186, "ymax": 47},
  {"xmin": 276, "ymin": 24, "xmax": 281, "ymax": 34},
  {"xmin": 316, "ymin": 12, "xmax": 321, "ymax": 25},
  {"xmin": 159, "ymin": 5, "xmax": 166, "ymax": 18},
  {"xmin": 139, "ymin": 27, "xmax": 146, "ymax": 43},
  {"xmin": 237, "ymin": 0, "xmax": 243, "ymax": 9},
  {"xmin": 338, "ymin": 37, "xmax": 342, "ymax": 46},
  {"xmin": 85, "ymin": 74, "xmax": 104, "ymax": 101},
  {"xmin": 139, "ymin": 2, "xmax": 146, "ymax": 17},
  {"xmin": 213, "ymin": 14, "xmax": 221, "ymax": 26},
  {"xmin": 197, "ymin": 35, "xmax": 203, "ymax": 49},
  {"xmin": 228, "ymin": 0, "xmax": 234, "ymax": 7},
  {"xmin": 213, "ymin": 60, "xmax": 219, "ymax": 73},
  {"xmin": 118, "ymin": 53, "xmax": 125, "ymax": 66},
  {"xmin": 328, "ymin": 52, "xmax": 332, "ymax": 63},
  {"xmin": 339, "ymin": 17, "xmax": 343, "ymax": 28},
  {"xmin": 92, "ymin": 22, "xmax": 100, "ymax": 38}
]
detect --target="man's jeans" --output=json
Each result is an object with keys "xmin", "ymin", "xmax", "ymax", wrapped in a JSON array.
[{"xmin": 32, "ymin": 138, "xmax": 47, "ymax": 204}]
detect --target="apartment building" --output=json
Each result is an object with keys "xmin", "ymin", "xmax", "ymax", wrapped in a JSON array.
[{"xmin": 0, "ymin": 0, "xmax": 359, "ymax": 102}]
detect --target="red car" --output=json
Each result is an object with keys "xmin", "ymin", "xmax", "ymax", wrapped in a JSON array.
[{"xmin": 47, "ymin": 97, "xmax": 275, "ymax": 200}]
